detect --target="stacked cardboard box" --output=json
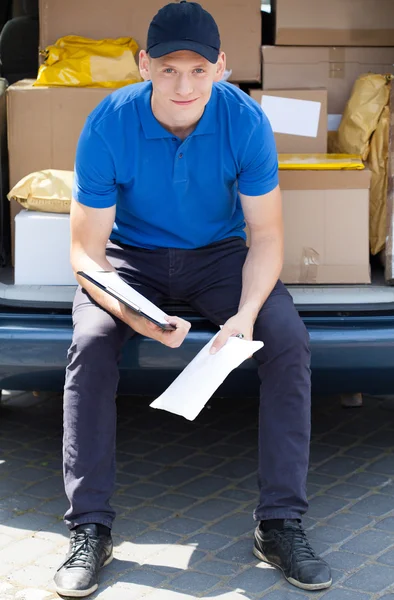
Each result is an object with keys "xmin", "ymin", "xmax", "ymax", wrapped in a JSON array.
[{"xmin": 250, "ymin": 0, "xmax": 394, "ymax": 284}]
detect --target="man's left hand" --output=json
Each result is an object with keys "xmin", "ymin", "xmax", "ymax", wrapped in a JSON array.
[{"xmin": 210, "ymin": 310, "xmax": 255, "ymax": 354}]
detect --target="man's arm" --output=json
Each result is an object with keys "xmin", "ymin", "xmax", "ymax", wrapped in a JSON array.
[
  {"xmin": 71, "ymin": 199, "xmax": 191, "ymax": 348},
  {"xmin": 210, "ymin": 185, "xmax": 283, "ymax": 353},
  {"xmin": 238, "ymin": 184, "xmax": 283, "ymax": 318}
]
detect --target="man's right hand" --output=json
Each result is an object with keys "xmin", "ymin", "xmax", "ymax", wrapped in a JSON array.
[{"xmin": 127, "ymin": 312, "xmax": 191, "ymax": 348}]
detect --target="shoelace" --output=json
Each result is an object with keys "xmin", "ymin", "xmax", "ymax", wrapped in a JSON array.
[
  {"xmin": 277, "ymin": 523, "xmax": 318, "ymax": 563},
  {"xmin": 58, "ymin": 532, "xmax": 100, "ymax": 571}
]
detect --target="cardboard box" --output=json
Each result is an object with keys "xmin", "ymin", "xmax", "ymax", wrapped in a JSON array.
[
  {"xmin": 249, "ymin": 89, "xmax": 327, "ymax": 153},
  {"xmin": 274, "ymin": 0, "xmax": 394, "ymax": 46},
  {"xmin": 279, "ymin": 169, "xmax": 371, "ymax": 284},
  {"xmin": 262, "ymin": 46, "xmax": 394, "ymax": 114},
  {"xmin": 7, "ymin": 80, "xmax": 115, "ymax": 262},
  {"xmin": 14, "ymin": 211, "xmax": 76, "ymax": 285},
  {"xmin": 39, "ymin": 0, "xmax": 262, "ymax": 82}
]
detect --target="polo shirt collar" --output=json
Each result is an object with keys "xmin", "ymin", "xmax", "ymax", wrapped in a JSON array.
[{"xmin": 137, "ymin": 81, "xmax": 217, "ymax": 140}]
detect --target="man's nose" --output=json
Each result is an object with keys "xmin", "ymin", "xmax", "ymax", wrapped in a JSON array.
[{"xmin": 175, "ymin": 74, "xmax": 193, "ymax": 96}]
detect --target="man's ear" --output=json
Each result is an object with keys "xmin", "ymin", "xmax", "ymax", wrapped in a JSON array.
[
  {"xmin": 139, "ymin": 50, "xmax": 151, "ymax": 81},
  {"xmin": 213, "ymin": 52, "xmax": 226, "ymax": 82}
]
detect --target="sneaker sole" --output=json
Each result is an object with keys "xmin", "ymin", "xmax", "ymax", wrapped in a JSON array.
[
  {"xmin": 54, "ymin": 553, "xmax": 114, "ymax": 598},
  {"xmin": 253, "ymin": 546, "xmax": 332, "ymax": 591}
]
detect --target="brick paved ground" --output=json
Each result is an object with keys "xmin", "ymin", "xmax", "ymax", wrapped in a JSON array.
[{"xmin": 0, "ymin": 391, "xmax": 394, "ymax": 600}]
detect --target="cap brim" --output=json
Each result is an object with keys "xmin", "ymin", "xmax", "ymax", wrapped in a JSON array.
[{"xmin": 148, "ymin": 40, "xmax": 219, "ymax": 63}]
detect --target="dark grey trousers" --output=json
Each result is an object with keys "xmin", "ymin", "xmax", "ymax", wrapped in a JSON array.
[{"xmin": 63, "ymin": 237, "xmax": 311, "ymax": 530}]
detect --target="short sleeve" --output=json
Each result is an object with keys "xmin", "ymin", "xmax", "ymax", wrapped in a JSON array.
[
  {"xmin": 73, "ymin": 118, "xmax": 117, "ymax": 208},
  {"xmin": 237, "ymin": 111, "xmax": 279, "ymax": 197}
]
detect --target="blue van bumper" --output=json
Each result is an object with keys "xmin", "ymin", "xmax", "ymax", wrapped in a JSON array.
[{"xmin": 0, "ymin": 312, "xmax": 394, "ymax": 396}]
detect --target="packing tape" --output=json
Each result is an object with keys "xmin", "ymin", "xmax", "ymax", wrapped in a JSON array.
[
  {"xmin": 300, "ymin": 247, "xmax": 320, "ymax": 284},
  {"xmin": 329, "ymin": 47, "xmax": 345, "ymax": 79}
]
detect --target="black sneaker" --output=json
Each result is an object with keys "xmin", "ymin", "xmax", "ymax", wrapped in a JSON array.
[
  {"xmin": 253, "ymin": 520, "xmax": 332, "ymax": 591},
  {"xmin": 54, "ymin": 523, "xmax": 113, "ymax": 597}
]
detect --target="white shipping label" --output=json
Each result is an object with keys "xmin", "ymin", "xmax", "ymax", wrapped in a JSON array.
[{"xmin": 261, "ymin": 95, "xmax": 321, "ymax": 138}]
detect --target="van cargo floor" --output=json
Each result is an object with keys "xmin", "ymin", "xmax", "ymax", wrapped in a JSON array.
[{"xmin": 0, "ymin": 265, "xmax": 393, "ymax": 311}]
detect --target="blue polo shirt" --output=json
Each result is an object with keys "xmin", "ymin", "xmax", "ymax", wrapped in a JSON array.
[{"xmin": 73, "ymin": 81, "xmax": 278, "ymax": 249}]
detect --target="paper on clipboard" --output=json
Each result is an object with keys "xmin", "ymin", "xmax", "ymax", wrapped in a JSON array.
[
  {"xmin": 82, "ymin": 270, "xmax": 169, "ymax": 326},
  {"xmin": 150, "ymin": 332, "xmax": 264, "ymax": 421}
]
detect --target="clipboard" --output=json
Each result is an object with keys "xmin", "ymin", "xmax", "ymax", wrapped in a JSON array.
[{"xmin": 78, "ymin": 270, "xmax": 176, "ymax": 331}]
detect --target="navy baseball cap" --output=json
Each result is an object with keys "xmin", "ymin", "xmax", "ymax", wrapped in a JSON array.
[{"xmin": 147, "ymin": 1, "xmax": 221, "ymax": 64}]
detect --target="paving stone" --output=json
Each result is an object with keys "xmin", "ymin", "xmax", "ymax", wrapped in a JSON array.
[
  {"xmin": 235, "ymin": 474, "xmax": 257, "ymax": 492},
  {"xmin": 215, "ymin": 538, "xmax": 256, "ymax": 564},
  {"xmin": 114, "ymin": 518, "xmax": 150, "ymax": 538},
  {"xmin": 147, "ymin": 545, "xmax": 205, "ymax": 571},
  {"xmin": 121, "ymin": 460, "xmax": 162, "ymax": 477},
  {"xmin": 208, "ymin": 512, "xmax": 254, "ymax": 537},
  {"xmin": 127, "ymin": 506, "xmax": 173, "ymax": 524},
  {"xmin": 23, "ymin": 476, "xmax": 64, "ymax": 498},
  {"xmin": 307, "ymin": 496, "xmax": 350, "ymax": 519},
  {"xmin": 366, "ymin": 456, "xmax": 394, "ymax": 475},
  {"xmin": 0, "ymin": 477, "xmax": 31, "ymax": 497},
  {"xmin": 117, "ymin": 440, "xmax": 159, "ymax": 456},
  {"xmin": 125, "ymin": 482, "xmax": 168, "ymax": 499},
  {"xmin": 185, "ymin": 532, "xmax": 232, "ymax": 552},
  {"xmin": 10, "ymin": 467, "xmax": 52, "ymax": 482},
  {"xmin": 170, "ymin": 570, "xmax": 221, "ymax": 593},
  {"xmin": 326, "ymin": 484, "xmax": 368, "ymax": 500},
  {"xmin": 375, "ymin": 516, "xmax": 394, "ymax": 531},
  {"xmin": 146, "ymin": 446, "xmax": 196, "ymax": 465},
  {"xmin": 176, "ymin": 475, "xmax": 229, "ymax": 497},
  {"xmin": 218, "ymin": 489, "xmax": 257, "ymax": 503},
  {"xmin": 308, "ymin": 525, "xmax": 351, "ymax": 544},
  {"xmin": 307, "ymin": 473, "xmax": 337, "ymax": 486},
  {"xmin": 318, "ymin": 589, "xmax": 371, "ymax": 599},
  {"xmin": 9, "ymin": 564, "xmax": 53, "ymax": 588},
  {"xmin": 316, "ymin": 457, "xmax": 365, "ymax": 477},
  {"xmin": 177, "ymin": 430, "xmax": 223, "ymax": 448},
  {"xmin": 350, "ymin": 494, "xmax": 394, "ymax": 516},
  {"xmin": 378, "ymin": 593, "xmax": 394, "ymax": 600},
  {"xmin": 212, "ymin": 458, "xmax": 257, "ymax": 480},
  {"xmin": 323, "ymin": 551, "xmax": 367, "ymax": 572},
  {"xmin": 326, "ymin": 513, "xmax": 374, "ymax": 531},
  {"xmin": 377, "ymin": 548, "xmax": 394, "ymax": 566},
  {"xmin": 261, "ymin": 590, "xmax": 310, "ymax": 600},
  {"xmin": 151, "ymin": 494, "xmax": 195, "ymax": 511},
  {"xmin": 161, "ymin": 516, "xmax": 204, "ymax": 535},
  {"xmin": 341, "ymin": 530, "xmax": 394, "ymax": 555},
  {"xmin": 0, "ymin": 536, "xmax": 55, "ymax": 565},
  {"xmin": 228, "ymin": 564, "xmax": 281, "ymax": 594},
  {"xmin": 115, "ymin": 567, "xmax": 168, "ymax": 587},
  {"xmin": 343, "ymin": 445, "xmax": 384, "ymax": 460},
  {"xmin": 310, "ymin": 444, "xmax": 340, "ymax": 464},
  {"xmin": 185, "ymin": 499, "xmax": 239, "ymax": 522},
  {"xmin": 182, "ymin": 454, "xmax": 226, "ymax": 470},
  {"xmin": 344, "ymin": 564, "xmax": 394, "ymax": 592},
  {"xmin": 154, "ymin": 466, "xmax": 202, "ymax": 487},
  {"xmin": 210, "ymin": 444, "xmax": 250, "ymax": 458},
  {"xmin": 194, "ymin": 558, "xmax": 242, "ymax": 577},
  {"xmin": 364, "ymin": 430, "xmax": 394, "ymax": 448},
  {"xmin": 346, "ymin": 472, "xmax": 390, "ymax": 488}
]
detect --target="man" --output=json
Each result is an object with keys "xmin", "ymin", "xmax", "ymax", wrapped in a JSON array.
[{"xmin": 54, "ymin": 1, "xmax": 332, "ymax": 597}]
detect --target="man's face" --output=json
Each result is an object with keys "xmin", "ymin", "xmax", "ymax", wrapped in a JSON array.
[{"xmin": 139, "ymin": 49, "xmax": 226, "ymax": 125}]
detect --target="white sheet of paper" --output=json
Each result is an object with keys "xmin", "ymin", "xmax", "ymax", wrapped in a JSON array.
[
  {"xmin": 150, "ymin": 333, "xmax": 264, "ymax": 421},
  {"xmin": 83, "ymin": 270, "xmax": 169, "ymax": 326},
  {"xmin": 261, "ymin": 95, "xmax": 321, "ymax": 138}
]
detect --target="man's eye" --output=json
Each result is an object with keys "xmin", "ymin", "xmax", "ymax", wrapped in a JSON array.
[
  {"xmin": 194, "ymin": 69, "xmax": 204, "ymax": 74},
  {"xmin": 164, "ymin": 68, "xmax": 174, "ymax": 73}
]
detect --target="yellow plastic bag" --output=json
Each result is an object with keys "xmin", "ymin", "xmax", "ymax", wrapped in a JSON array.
[
  {"xmin": 34, "ymin": 35, "xmax": 142, "ymax": 88},
  {"xmin": 368, "ymin": 105, "xmax": 389, "ymax": 255},
  {"xmin": 7, "ymin": 170, "xmax": 74, "ymax": 213},
  {"xmin": 337, "ymin": 74, "xmax": 392, "ymax": 160},
  {"xmin": 278, "ymin": 154, "xmax": 365, "ymax": 170}
]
